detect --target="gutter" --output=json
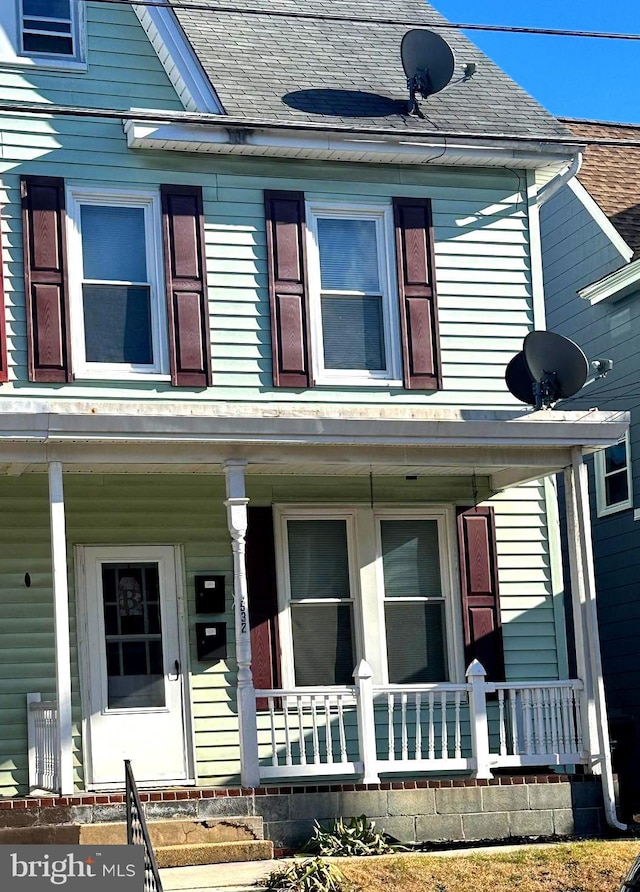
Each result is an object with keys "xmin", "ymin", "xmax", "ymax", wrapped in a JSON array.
[
  {"xmin": 579, "ymin": 256, "xmax": 640, "ymax": 305},
  {"xmin": 537, "ymin": 151, "xmax": 583, "ymax": 205}
]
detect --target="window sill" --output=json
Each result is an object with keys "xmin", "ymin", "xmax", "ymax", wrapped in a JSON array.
[
  {"xmin": 597, "ymin": 501, "xmax": 634, "ymax": 518},
  {"xmin": 73, "ymin": 371, "xmax": 171, "ymax": 383},
  {"xmin": 0, "ymin": 56, "xmax": 87, "ymax": 73},
  {"xmin": 314, "ymin": 376, "xmax": 404, "ymax": 388}
]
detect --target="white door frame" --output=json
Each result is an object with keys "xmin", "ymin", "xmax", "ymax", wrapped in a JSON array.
[{"xmin": 76, "ymin": 544, "xmax": 195, "ymax": 789}]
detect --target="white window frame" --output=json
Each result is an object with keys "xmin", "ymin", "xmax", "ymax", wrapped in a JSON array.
[
  {"xmin": 0, "ymin": 0, "xmax": 86, "ymax": 70},
  {"xmin": 66, "ymin": 185, "xmax": 169, "ymax": 381},
  {"xmin": 274, "ymin": 507, "xmax": 363, "ymax": 689},
  {"xmin": 374, "ymin": 507, "xmax": 462, "ymax": 685},
  {"xmin": 594, "ymin": 429, "xmax": 633, "ymax": 517},
  {"xmin": 273, "ymin": 505, "xmax": 463, "ymax": 689},
  {"xmin": 305, "ymin": 200, "xmax": 402, "ymax": 387}
]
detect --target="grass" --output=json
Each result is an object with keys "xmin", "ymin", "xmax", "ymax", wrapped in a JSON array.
[{"xmin": 333, "ymin": 840, "xmax": 640, "ymax": 892}]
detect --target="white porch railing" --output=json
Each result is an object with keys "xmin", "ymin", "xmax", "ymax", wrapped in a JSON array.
[
  {"xmin": 255, "ymin": 660, "xmax": 587, "ymax": 783},
  {"xmin": 27, "ymin": 693, "xmax": 60, "ymax": 794}
]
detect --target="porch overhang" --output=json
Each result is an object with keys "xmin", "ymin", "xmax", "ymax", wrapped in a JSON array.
[{"xmin": 0, "ymin": 401, "xmax": 628, "ymax": 493}]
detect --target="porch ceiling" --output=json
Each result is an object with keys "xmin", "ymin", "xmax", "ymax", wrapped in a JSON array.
[{"xmin": 0, "ymin": 401, "xmax": 628, "ymax": 494}]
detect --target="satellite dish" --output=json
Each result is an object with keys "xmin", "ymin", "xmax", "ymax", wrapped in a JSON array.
[
  {"xmin": 505, "ymin": 330, "xmax": 589, "ymax": 409},
  {"xmin": 523, "ymin": 331, "xmax": 589, "ymax": 400},
  {"xmin": 401, "ymin": 29, "xmax": 455, "ymax": 115},
  {"xmin": 505, "ymin": 352, "xmax": 536, "ymax": 406}
]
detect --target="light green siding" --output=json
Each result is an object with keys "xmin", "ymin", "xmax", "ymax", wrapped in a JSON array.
[{"xmin": 0, "ymin": 472, "xmax": 559, "ymax": 795}]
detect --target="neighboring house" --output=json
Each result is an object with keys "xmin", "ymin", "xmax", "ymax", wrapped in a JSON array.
[
  {"xmin": 541, "ymin": 118, "xmax": 640, "ymax": 818},
  {"xmin": 0, "ymin": 1, "xmax": 627, "ymax": 848}
]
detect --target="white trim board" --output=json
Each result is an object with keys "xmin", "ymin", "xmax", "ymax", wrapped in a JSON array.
[
  {"xmin": 568, "ymin": 178, "xmax": 634, "ymax": 263},
  {"xmin": 132, "ymin": 4, "xmax": 222, "ymax": 113}
]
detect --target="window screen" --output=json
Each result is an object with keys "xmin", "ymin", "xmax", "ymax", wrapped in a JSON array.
[
  {"xmin": 286, "ymin": 519, "xmax": 355, "ymax": 685},
  {"xmin": 316, "ymin": 216, "xmax": 385, "ymax": 373},
  {"xmin": 79, "ymin": 204, "xmax": 153, "ymax": 366},
  {"xmin": 381, "ymin": 519, "xmax": 447, "ymax": 683}
]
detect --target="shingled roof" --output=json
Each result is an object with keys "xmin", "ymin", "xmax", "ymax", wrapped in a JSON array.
[
  {"xmin": 561, "ymin": 119, "xmax": 640, "ymax": 258},
  {"xmin": 170, "ymin": 0, "xmax": 572, "ymax": 141}
]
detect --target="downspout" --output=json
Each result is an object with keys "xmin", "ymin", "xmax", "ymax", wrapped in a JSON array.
[
  {"xmin": 537, "ymin": 151, "xmax": 583, "ymax": 206},
  {"xmin": 572, "ymin": 449, "xmax": 627, "ymax": 831}
]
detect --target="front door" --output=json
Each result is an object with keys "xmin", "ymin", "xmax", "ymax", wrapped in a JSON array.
[{"xmin": 80, "ymin": 545, "xmax": 190, "ymax": 788}]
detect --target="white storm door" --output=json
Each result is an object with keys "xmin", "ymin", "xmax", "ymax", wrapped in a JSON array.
[{"xmin": 81, "ymin": 546, "xmax": 189, "ymax": 787}]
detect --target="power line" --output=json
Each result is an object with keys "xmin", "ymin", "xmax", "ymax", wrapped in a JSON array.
[
  {"xmin": 91, "ymin": 0, "xmax": 640, "ymax": 42},
  {"xmin": 1, "ymin": 99, "xmax": 640, "ymax": 148}
]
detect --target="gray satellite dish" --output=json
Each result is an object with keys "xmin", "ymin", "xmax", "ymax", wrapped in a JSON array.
[
  {"xmin": 505, "ymin": 352, "xmax": 536, "ymax": 406},
  {"xmin": 506, "ymin": 330, "xmax": 589, "ymax": 409},
  {"xmin": 401, "ymin": 29, "xmax": 455, "ymax": 116}
]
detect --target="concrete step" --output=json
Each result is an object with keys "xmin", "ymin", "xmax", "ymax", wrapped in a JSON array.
[
  {"xmin": 155, "ymin": 840, "xmax": 274, "ymax": 869},
  {"xmin": 160, "ymin": 859, "xmax": 282, "ymax": 892}
]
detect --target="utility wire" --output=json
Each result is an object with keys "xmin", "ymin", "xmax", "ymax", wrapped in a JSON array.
[
  {"xmin": 1, "ymin": 99, "xmax": 640, "ymax": 147},
  {"xmin": 90, "ymin": 0, "xmax": 640, "ymax": 42}
]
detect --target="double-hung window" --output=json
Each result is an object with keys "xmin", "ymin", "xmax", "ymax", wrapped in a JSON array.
[
  {"xmin": 276, "ymin": 507, "xmax": 458, "ymax": 688},
  {"xmin": 306, "ymin": 203, "xmax": 401, "ymax": 386},
  {"xmin": 379, "ymin": 517, "xmax": 448, "ymax": 683},
  {"xmin": 279, "ymin": 514, "xmax": 357, "ymax": 687},
  {"xmin": 595, "ymin": 429, "xmax": 633, "ymax": 516},
  {"xmin": 0, "ymin": 1, "xmax": 85, "ymax": 67},
  {"xmin": 66, "ymin": 187, "xmax": 169, "ymax": 380}
]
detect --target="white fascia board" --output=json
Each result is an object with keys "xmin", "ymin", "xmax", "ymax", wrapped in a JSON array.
[
  {"xmin": 124, "ymin": 119, "xmax": 574, "ymax": 169},
  {"xmin": 569, "ymin": 178, "xmax": 634, "ymax": 263},
  {"xmin": 579, "ymin": 256, "xmax": 640, "ymax": 306},
  {"xmin": 132, "ymin": 4, "xmax": 222, "ymax": 113},
  {"xmin": 0, "ymin": 402, "xmax": 628, "ymax": 451}
]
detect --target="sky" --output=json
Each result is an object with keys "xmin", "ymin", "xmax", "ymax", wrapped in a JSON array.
[{"xmin": 433, "ymin": 1, "xmax": 640, "ymax": 124}]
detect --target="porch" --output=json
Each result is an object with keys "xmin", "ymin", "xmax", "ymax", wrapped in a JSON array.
[{"xmin": 0, "ymin": 400, "xmax": 629, "ymax": 833}]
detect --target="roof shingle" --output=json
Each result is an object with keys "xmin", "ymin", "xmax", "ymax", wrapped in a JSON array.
[
  {"xmin": 170, "ymin": 0, "xmax": 572, "ymax": 141},
  {"xmin": 561, "ymin": 119, "xmax": 640, "ymax": 257}
]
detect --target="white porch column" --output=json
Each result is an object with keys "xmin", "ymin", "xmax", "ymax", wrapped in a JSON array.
[
  {"xmin": 564, "ymin": 449, "xmax": 625, "ymax": 829},
  {"xmin": 224, "ymin": 460, "xmax": 260, "ymax": 788},
  {"xmin": 48, "ymin": 461, "xmax": 74, "ymax": 795}
]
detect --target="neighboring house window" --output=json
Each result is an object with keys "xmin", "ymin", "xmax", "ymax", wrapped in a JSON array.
[
  {"xmin": 66, "ymin": 187, "xmax": 169, "ymax": 380},
  {"xmin": 275, "ymin": 507, "xmax": 458, "ymax": 688},
  {"xmin": 0, "ymin": 1, "xmax": 85, "ymax": 67},
  {"xmin": 305, "ymin": 203, "xmax": 401, "ymax": 386},
  {"xmin": 595, "ymin": 430, "xmax": 633, "ymax": 516}
]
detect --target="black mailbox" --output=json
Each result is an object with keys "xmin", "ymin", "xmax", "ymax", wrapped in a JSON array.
[
  {"xmin": 195, "ymin": 574, "xmax": 226, "ymax": 614},
  {"xmin": 196, "ymin": 622, "xmax": 227, "ymax": 661}
]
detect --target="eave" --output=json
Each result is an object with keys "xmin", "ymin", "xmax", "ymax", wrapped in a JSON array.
[
  {"xmin": 0, "ymin": 401, "xmax": 627, "ymax": 494},
  {"xmin": 123, "ymin": 118, "xmax": 577, "ymax": 170}
]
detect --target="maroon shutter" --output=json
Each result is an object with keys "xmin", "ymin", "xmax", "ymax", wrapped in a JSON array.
[
  {"xmin": 161, "ymin": 185, "xmax": 211, "ymax": 387},
  {"xmin": 264, "ymin": 190, "xmax": 311, "ymax": 387},
  {"xmin": 457, "ymin": 506, "xmax": 505, "ymax": 681},
  {"xmin": 21, "ymin": 176, "xmax": 71, "ymax": 382},
  {"xmin": 0, "ymin": 205, "xmax": 7, "ymax": 383},
  {"xmin": 246, "ymin": 507, "xmax": 281, "ymax": 710},
  {"xmin": 393, "ymin": 197, "xmax": 441, "ymax": 390}
]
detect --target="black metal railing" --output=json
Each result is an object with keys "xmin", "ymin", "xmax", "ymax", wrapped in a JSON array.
[{"xmin": 125, "ymin": 760, "xmax": 164, "ymax": 892}]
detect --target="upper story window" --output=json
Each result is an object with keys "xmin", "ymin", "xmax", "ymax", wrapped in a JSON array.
[
  {"xmin": 264, "ymin": 191, "xmax": 441, "ymax": 392},
  {"xmin": 594, "ymin": 429, "xmax": 633, "ymax": 517},
  {"xmin": 306, "ymin": 203, "xmax": 402, "ymax": 386},
  {"xmin": 66, "ymin": 187, "xmax": 169, "ymax": 381},
  {"xmin": 0, "ymin": 0, "xmax": 85, "ymax": 68}
]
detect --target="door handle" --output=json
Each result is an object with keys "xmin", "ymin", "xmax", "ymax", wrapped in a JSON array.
[{"xmin": 173, "ymin": 659, "xmax": 180, "ymax": 680}]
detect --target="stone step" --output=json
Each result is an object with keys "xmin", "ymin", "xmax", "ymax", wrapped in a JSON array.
[
  {"xmin": 0, "ymin": 816, "xmax": 268, "ymax": 854},
  {"xmin": 79, "ymin": 817, "xmax": 265, "ymax": 846},
  {"xmin": 155, "ymin": 840, "xmax": 274, "ymax": 869}
]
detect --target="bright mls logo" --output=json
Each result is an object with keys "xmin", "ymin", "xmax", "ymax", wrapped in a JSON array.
[{"xmin": 1, "ymin": 846, "xmax": 144, "ymax": 890}]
